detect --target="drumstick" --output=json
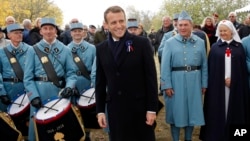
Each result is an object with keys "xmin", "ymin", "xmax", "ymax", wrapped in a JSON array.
[
  {"xmin": 42, "ymin": 106, "xmax": 59, "ymax": 112},
  {"xmin": 88, "ymin": 90, "xmax": 95, "ymax": 104},
  {"xmin": 11, "ymin": 102, "xmax": 24, "ymax": 106},
  {"xmin": 19, "ymin": 93, "xmax": 26, "ymax": 107},
  {"xmin": 80, "ymin": 95, "xmax": 94, "ymax": 99},
  {"xmin": 44, "ymin": 98, "xmax": 62, "ymax": 114}
]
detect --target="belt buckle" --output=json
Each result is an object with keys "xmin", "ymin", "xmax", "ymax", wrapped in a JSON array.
[
  {"xmin": 13, "ymin": 77, "xmax": 19, "ymax": 83},
  {"xmin": 76, "ymin": 71, "xmax": 82, "ymax": 75},
  {"xmin": 186, "ymin": 66, "xmax": 192, "ymax": 71},
  {"xmin": 42, "ymin": 77, "xmax": 48, "ymax": 81}
]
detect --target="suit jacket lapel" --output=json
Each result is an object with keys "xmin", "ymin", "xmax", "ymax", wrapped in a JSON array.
[
  {"xmin": 103, "ymin": 41, "xmax": 118, "ymax": 70},
  {"xmin": 106, "ymin": 31, "xmax": 134, "ymax": 68},
  {"xmin": 116, "ymin": 33, "xmax": 134, "ymax": 67},
  {"xmin": 116, "ymin": 43, "xmax": 127, "ymax": 67}
]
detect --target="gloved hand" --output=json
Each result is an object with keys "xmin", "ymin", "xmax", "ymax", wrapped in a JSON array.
[
  {"xmin": 31, "ymin": 97, "xmax": 42, "ymax": 109},
  {"xmin": 72, "ymin": 88, "xmax": 80, "ymax": 97},
  {"xmin": 60, "ymin": 87, "xmax": 73, "ymax": 98},
  {"xmin": 0, "ymin": 95, "xmax": 11, "ymax": 105}
]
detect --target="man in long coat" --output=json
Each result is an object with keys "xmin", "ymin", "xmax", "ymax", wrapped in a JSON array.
[
  {"xmin": 161, "ymin": 11, "xmax": 208, "ymax": 141},
  {"xmin": 95, "ymin": 5, "xmax": 158, "ymax": 141}
]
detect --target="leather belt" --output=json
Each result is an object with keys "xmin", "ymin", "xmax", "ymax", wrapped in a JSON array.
[
  {"xmin": 3, "ymin": 78, "xmax": 22, "ymax": 83},
  {"xmin": 34, "ymin": 76, "xmax": 64, "ymax": 82},
  {"xmin": 76, "ymin": 70, "xmax": 91, "ymax": 76},
  {"xmin": 172, "ymin": 66, "xmax": 201, "ymax": 71}
]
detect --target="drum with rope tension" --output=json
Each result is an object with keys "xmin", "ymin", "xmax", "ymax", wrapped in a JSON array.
[
  {"xmin": 77, "ymin": 88, "xmax": 100, "ymax": 129},
  {"xmin": 34, "ymin": 97, "xmax": 85, "ymax": 141},
  {"xmin": 7, "ymin": 93, "xmax": 30, "ymax": 137}
]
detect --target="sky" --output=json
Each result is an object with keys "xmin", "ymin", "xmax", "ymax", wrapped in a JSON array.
[{"xmin": 52, "ymin": 0, "xmax": 164, "ymax": 28}]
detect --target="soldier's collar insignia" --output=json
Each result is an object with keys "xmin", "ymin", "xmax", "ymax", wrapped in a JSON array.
[
  {"xmin": 44, "ymin": 47, "xmax": 50, "ymax": 53},
  {"xmin": 80, "ymin": 45, "xmax": 85, "ymax": 51},
  {"xmin": 54, "ymin": 48, "xmax": 59, "ymax": 53},
  {"xmin": 11, "ymin": 50, "xmax": 17, "ymax": 55},
  {"xmin": 72, "ymin": 47, "xmax": 77, "ymax": 53}
]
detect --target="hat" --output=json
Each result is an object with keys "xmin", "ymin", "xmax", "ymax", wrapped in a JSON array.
[
  {"xmin": 215, "ymin": 20, "xmax": 241, "ymax": 43},
  {"xmin": 70, "ymin": 23, "xmax": 84, "ymax": 31},
  {"xmin": 89, "ymin": 25, "xmax": 96, "ymax": 29},
  {"xmin": 178, "ymin": 10, "xmax": 192, "ymax": 21},
  {"xmin": 127, "ymin": 18, "xmax": 138, "ymax": 29},
  {"xmin": 173, "ymin": 13, "xmax": 179, "ymax": 20},
  {"xmin": 7, "ymin": 24, "xmax": 24, "ymax": 33},
  {"xmin": 41, "ymin": 18, "xmax": 56, "ymax": 27}
]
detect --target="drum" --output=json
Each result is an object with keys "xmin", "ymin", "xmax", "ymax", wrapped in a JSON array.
[
  {"xmin": 77, "ymin": 88, "xmax": 96, "ymax": 109},
  {"xmin": 7, "ymin": 93, "xmax": 30, "ymax": 137},
  {"xmin": 34, "ymin": 98, "xmax": 85, "ymax": 141},
  {"xmin": 0, "ymin": 111, "xmax": 22, "ymax": 141},
  {"xmin": 77, "ymin": 88, "xmax": 100, "ymax": 129}
]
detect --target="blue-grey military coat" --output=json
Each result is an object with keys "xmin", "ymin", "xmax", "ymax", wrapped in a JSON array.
[
  {"xmin": 161, "ymin": 33, "xmax": 208, "ymax": 127},
  {"xmin": 0, "ymin": 42, "xmax": 31, "ymax": 111},
  {"xmin": 67, "ymin": 40, "xmax": 96, "ymax": 93},
  {"xmin": 23, "ymin": 39, "xmax": 77, "ymax": 103}
]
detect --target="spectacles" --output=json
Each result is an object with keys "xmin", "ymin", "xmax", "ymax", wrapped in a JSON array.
[
  {"xmin": 228, "ymin": 16, "xmax": 235, "ymax": 18},
  {"xmin": 83, "ymin": 29, "xmax": 88, "ymax": 31}
]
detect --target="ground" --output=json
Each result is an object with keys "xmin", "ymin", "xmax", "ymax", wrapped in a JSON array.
[
  {"xmin": 89, "ymin": 55, "xmax": 201, "ymax": 141},
  {"xmin": 89, "ymin": 96, "xmax": 201, "ymax": 141}
]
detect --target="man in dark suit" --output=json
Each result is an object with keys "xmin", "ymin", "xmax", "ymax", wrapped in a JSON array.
[{"xmin": 95, "ymin": 5, "xmax": 158, "ymax": 141}]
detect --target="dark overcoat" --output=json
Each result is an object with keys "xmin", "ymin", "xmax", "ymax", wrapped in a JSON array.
[
  {"xmin": 200, "ymin": 39, "xmax": 250, "ymax": 141},
  {"xmin": 95, "ymin": 32, "xmax": 158, "ymax": 141}
]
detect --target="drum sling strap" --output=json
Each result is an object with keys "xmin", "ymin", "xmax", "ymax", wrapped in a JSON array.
[
  {"xmin": 33, "ymin": 45, "xmax": 64, "ymax": 88},
  {"xmin": 3, "ymin": 47, "xmax": 23, "ymax": 81},
  {"xmin": 72, "ymin": 52, "xmax": 91, "ymax": 80}
]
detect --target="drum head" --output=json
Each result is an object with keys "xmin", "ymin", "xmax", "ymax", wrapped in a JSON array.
[
  {"xmin": 77, "ymin": 88, "xmax": 96, "ymax": 108},
  {"xmin": 8, "ymin": 93, "xmax": 30, "ymax": 116},
  {"xmin": 35, "ymin": 98, "xmax": 71, "ymax": 124}
]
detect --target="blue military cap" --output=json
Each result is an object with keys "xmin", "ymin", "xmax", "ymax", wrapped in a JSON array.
[
  {"xmin": 178, "ymin": 10, "xmax": 192, "ymax": 21},
  {"xmin": 41, "ymin": 17, "xmax": 56, "ymax": 27},
  {"xmin": 173, "ymin": 13, "xmax": 179, "ymax": 20},
  {"xmin": 7, "ymin": 23, "xmax": 24, "ymax": 33},
  {"xmin": 127, "ymin": 18, "xmax": 138, "ymax": 29},
  {"xmin": 70, "ymin": 23, "xmax": 84, "ymax": 31}
]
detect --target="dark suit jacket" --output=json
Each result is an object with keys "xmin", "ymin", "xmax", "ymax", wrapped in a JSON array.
[{"xmin": 95, "ymin": 32, "xmax": 158, "ymax": 141}]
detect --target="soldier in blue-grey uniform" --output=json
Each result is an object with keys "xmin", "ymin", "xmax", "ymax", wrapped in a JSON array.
[
  {"xmin": 160, "ymin": 11, "xmax": 208, "ymax": 141},
  {"xmin": 68, "ymin": 22, "xmax": 96, "ymax": 96},
  {"xmin": 0, "ymin": 24, "xmax": 31, "ymax": 111},
  {"xmin": 159, "ymin": 13, "xmax": 210, "ymax": 58},
  {"xmin": 0, "ymin": 23, "xmax": 32, "ymax": 138},
  {"xmin": 23, "ymin": 18, "xmax": 77, "ymax": 141},
  {"xmin": 67, "ymin": 22, "xmax": 96, "ymax": 141}
]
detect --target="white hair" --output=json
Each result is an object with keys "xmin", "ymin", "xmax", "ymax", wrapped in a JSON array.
[
  {"xmin": 22, "ymin": 19, "xmax": 32, "ymax": 26},
  {"xmin": 5, "ymin": 16, "xmax": 15, "ymax": 22},
  {"xmin": 228, "ymin": 11, "xmax": 237, "ymax": 17}
]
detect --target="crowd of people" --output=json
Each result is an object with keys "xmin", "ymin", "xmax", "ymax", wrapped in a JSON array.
[
  {"xmin": 0, "ymin": 5, "xmax": 250, "ymax": 141},
  {"xmin": 158, "ymin": 11, "xmax": 250, "ymax": 141}
]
